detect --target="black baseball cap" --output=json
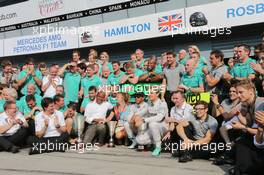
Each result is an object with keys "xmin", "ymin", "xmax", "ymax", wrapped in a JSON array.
[{"xmin": 134, "ymin": 92, "xmax": 145, "ymax": 97}]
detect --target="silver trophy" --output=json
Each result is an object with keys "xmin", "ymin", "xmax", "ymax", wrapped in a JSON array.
[
  {"xmin": 73, "ymin": 114, "xmax": 85, "ymax": 152},
  {"xmin": 107, "ymin": 121, "xmax": 117, "ymax": 147},
  {"xmin": 137, "ymin": 122, "xmax": 148, "ymax": 151}
]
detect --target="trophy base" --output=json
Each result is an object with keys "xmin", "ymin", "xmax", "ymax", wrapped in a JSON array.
[{"xmin": 108, "ymin": 143, "xmax": 115, "ymax": 148}]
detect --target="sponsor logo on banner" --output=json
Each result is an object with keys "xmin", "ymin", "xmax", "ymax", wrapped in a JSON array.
[
  {"xmin": 81, "ymin": 32, "xmax": 93, "ymax": 43},
  {"xmin": 38, "ymin": 0, "xmax": 64, "ymax": 17},
  {"xmin": 189, "ymin": 12, "xmax": 208, "ymax": 27},
  {"xmin": 158, "ymin": 14, "xmax": 183, "ymax": 32}
]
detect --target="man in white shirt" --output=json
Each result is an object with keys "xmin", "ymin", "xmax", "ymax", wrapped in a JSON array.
[
  {"xmin": 42, "ymin": 65, "xmax": 63, "ymax": 98},
  {"xmin": 0, "ymin": 101, "xmax": 28, "ymax": 153},
  {"xmin": 27, "ymin": 97, "xmax": 69, "ymax": 155},
  {"xmin": 83, "ymin": 91, "xmax": 113, "ymax": 146},
  {"xmin": 163, "ymin": 91, "xmax": 193, "ymax": 141}
]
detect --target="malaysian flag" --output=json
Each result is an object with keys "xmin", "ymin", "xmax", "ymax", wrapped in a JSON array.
[{"xmin": 158, "ymin": 14, "xmax": 183, "ymax": 32}]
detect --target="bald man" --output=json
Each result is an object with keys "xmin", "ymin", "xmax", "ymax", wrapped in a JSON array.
[{"xmin": 178, "ymin": 59, "xmax": 204, "ymax": 93}]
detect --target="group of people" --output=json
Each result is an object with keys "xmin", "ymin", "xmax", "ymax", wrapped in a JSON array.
[{"xmin": 0, "ymin": 33, "xmax": 264, "ymax": 175}]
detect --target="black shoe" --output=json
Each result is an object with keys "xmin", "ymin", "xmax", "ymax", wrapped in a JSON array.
[
  {"xmin": 178, "ymin": 151, "xmax": 192, "ymax": 163},
  {"xmin": 10, "ymin": 146, "xmax": 19, "ymax": 154},
  {"xmin": 213, "ymin": 154, "xmax": 235, "ymax": 165},
  {"xmin": 228, "ymin": 166, "xmax": 235, "ymax": 175},
  {"xmin": 28, "ymin": 147, "xmax": 41, "ymax": 155}
]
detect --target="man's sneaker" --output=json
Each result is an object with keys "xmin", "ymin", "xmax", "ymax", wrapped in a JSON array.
[
  {"xmin": 128, "ymin": 141, "xmax": 137, "ymax": 149},
  {"xmin": 178, "ymin": 151, "xmax": 192, "ymax": 163},
  {"xmin": 152, "ymin": 147, "xmax": 161, "ymax": 156},
  {"xmin": 28, "ymin": 147, "xmax": 41, "ymax": 155},
  {"xmin": 10, "ymin": 146, "xmax": 19, "ymax": 154}
]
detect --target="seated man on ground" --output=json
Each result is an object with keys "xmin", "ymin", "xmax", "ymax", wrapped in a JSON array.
[
  {"xmin": 83, "ymin": 91, "xmax": 113, "ymax": 146},
  {"xmin": 135, "ymin": 89, "xmax": 168, "ymax": 156},
  {"xmin": 0, "ymin": 101, "xmax": 28, "ymax": 153},
  {"xmin": 176, "ymin": 101, "xmax": 218, "ymax": 163},
  {"xmin": 27, "ymin": 97, "xmax": 69, "ymax": 155}
]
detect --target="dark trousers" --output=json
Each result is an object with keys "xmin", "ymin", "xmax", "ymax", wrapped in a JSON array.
[
  {"xmin": 179, "ymin": 123, "xmax": 212, "ymax": 159},
  {"xmin": 27, "ymin": 132, "xmax": 69, "ymax": 153},
  {"xmin": 164, "ymin": 91, "xmax": 174, "ymax": 114},
  {"xmin": 235, "ymin": 135, "xmax": 263, "ymax": 175},
  {"xmin": 0, "ymin": 127, "xmax": 28, "ymax": 151},
  {"xmin": 27, "ymin": 118, "xmax": 35, "ymax": 136}
]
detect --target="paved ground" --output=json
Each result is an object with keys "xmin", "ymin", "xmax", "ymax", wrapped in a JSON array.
[{"xmin": 0, "ymin": 146, "xmax": 230, "ymax": 175}]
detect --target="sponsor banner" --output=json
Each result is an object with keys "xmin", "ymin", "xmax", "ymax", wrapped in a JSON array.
[
  {"xmin": 0, "ymin": 0, "xmax": 169, "ymax": 32},
  {"xmin": 4, "ymin": 33, "xmax": 78, "ymax": 56},
  {"xmin": 79, "ymin": 8, "xmax": 185, "ymax": 48},
  {"xmin": 0, "ymin": 40, "xmax": 3, "ymax": 57},
  {"xmin": 185, "ymin": 0, "xmax": 264, "ymax": 32},
  {"xmin": 185, "ymin": 92, "xmax": 211, "ymax": 105}
]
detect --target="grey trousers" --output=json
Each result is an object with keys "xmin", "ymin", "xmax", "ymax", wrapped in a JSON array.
[
  {"xmin": 136, "ymin": 122, "xmax": 168, "ymax": 148},
  {"xmin": 83, "ymin": 124, "xmax": 106, "ymax": 145}
]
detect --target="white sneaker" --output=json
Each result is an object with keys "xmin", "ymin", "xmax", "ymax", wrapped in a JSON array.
[{"xmin": 128, "ymin": 141, "xmax": 137, "ymax": 149}]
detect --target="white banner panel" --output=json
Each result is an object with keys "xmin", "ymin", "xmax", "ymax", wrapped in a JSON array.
[
  {"xmin": 0, "ymin": 0, "xmax": 130, "ymax": 27},
  {"xmin": 0, "ymin": 40, "xmax": 3, "ymax": 57},
  {"xmin": 79, "ymin": 9, "xmax": 185, "ymax": 48},
  {"xmin": 185, "ymin": 0, "xmax": 264, "ymax": 30},
  {"xmin": 4, "ymin": 33, "xmax": 78, "ymax": 56}
]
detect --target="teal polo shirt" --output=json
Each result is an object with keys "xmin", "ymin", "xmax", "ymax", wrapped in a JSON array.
[
  {"xmin": 81, "ymin": 98, "xmax": 92, "ymax": 109},
  {"xmin": 108, "ymin": 95, "xmax": 118, "ymax": 106},
  {"xmin": 107, "ymin": 71, "xmax": 126, "ymax": 85},
  {"xmin": 19, "ymin": 94, "xmax": 42, "ymax": 115},
  {"xmin": 81, "ymin": 75, "xmax": 102, "ymax": 97},
  {"xmin": 179, "ymin": 57, "xmax": 188, "ymax": 65},
  {"xmin": 17, "ymin": 69, "xmax": 42, "ymax": 95},
  {"xmin": 230, "ymin": 58, "xmax": 256, "ymax": 78},
  {"xmin": 0, "ymin": 100, "xmax": 22, "ymax": 113},
  {"xmin": 63, "ymin": 71, "xmax": 81, "ymax": 103},
  {"xmin": 181, "ymin": 72, "xmax": 203, "ymax": 88}
]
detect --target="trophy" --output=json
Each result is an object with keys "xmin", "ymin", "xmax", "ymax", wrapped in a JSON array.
[
  {"xmin": 137, "ymin": 122, "xmax": 148, "ymax": 151},
  {"xmin": 74, "ymin": 114, "xmax": 85, "ymax": 152},
  {"xmin": 107, "ymin": 121, "xmax": 117, "ymax": 147}
]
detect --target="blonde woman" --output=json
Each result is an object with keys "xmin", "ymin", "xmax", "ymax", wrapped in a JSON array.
[{"xmin": 106, "ymin": 92, "xmax": 131, "ymax": 144}]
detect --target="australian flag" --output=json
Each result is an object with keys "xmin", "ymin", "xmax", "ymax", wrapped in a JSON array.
[{"xmin": 158, "ymin": 14, "xmax": 183, "ymax": 32}]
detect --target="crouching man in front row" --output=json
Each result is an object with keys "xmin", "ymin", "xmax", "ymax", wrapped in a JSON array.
[
  {"xmin": 0, "ymin": 101, "xmax": 28, "ymax": 153},
  {"xmin": 135, "ymin": 89, "xmax": 168, "ymax": 156},
  {"xmin": 176, "ymin": 101, "xmax": 218, "ymax": 163},
  {"xmin": 27, "ymin": 97, "xmax": 69, "ymax": 155}
]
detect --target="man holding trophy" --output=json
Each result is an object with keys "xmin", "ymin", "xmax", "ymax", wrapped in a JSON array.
[
  {"xmin": 135, "ymin": 88, "xmax": 169, "ymax": 156},
  {"xmin": 83, "ymin": 91, "xmax": 113, "ymax": 146}
]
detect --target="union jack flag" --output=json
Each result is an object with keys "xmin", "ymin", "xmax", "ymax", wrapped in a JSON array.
[{"xmin": 158, "ymin": 14, "xmax": 183, "ymax": 32}]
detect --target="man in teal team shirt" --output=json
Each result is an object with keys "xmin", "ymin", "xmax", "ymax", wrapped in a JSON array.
[
  {"xmin": 139, "ymin": 57, "xmax": 163, "ymax": 83},
  {"xmin": 224, "ymin": 44, "xmax": 256, "ymax": 81},
  {"xmin": 107, "ymin": 61, "xmax": 126, "ymax": 86},
  {"xmin": 79, "ymin": 64, "xmax": 102, "ymax": 113},
  {"xmin": 54, "ymin": 94, "xmax": 68, "ymax": 113},
  {"xmin": 120, "ymin": 61, "xmax": 144, "ymax": 84},
  {"xmin": 178, "ymin": 49, "xmax": 189, "ymax": 65},
  {"xmin": 59, "ymin": 62, "xmax": 81, "ymax": 103},
  {"xmin": 19, "ymin": 84, "xmax": 42, "ymax": 114},
  {"xmin": 17, "ymin": 58, "xmax": 42, "ymax": 96},
  {"xmin": 178, "ymin": 59, "xmax": 204, "ymax": 94}
]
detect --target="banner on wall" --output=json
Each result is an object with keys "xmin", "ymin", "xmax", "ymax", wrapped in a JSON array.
[
  {"xmin": 184, "ymin": 0, "xmax": 264, "ymax": 34},
  {"xmin": 0, "ymin": 0, "xmax": 169, "ymax": 32},
  {"xmin": 0, "ymin": 40, "xmax": 3, "ymax": 57},
  {"xmin": 79, "ymin": 8, "xmax": 185, "ymax": 48},
  {"xmin": 4, "ymin": 33, "xmax": 78, "ymax": 56},
  {"xmin": 0, "ymin": 0, "xmax": 263, "ymax": 57}
]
